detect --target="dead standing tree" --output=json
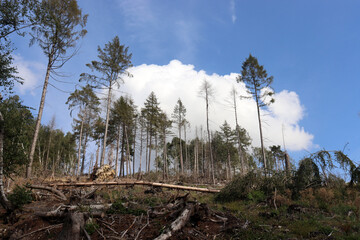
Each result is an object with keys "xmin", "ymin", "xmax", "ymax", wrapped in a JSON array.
[{"xmin": 198, "ymin": 79, "xmax": 216, "ymax": 185}]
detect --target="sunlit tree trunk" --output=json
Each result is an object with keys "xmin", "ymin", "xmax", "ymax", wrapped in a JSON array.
[
  {"xmin": 100, "ymin": 85, "xmax": 112, "ymax": 166},
  {"xmin": 27, "ymin": 52, "xmax": 53, "ymax": 178}
]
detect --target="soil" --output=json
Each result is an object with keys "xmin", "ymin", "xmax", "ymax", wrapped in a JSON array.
[{"xmin": 0, "ymin": 180, "xmax": 243, "ymax": 240}]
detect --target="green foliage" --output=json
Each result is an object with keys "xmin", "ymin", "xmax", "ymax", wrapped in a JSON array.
[
  {"xmin": 8, "ymin": 185, "xmax": 32, "ymax": 209},
  {"xmin": 84, "ymin": 221, "xmax": 99, "ymax": 235},
  {"xmin": 30, "ymin": 0, "xmax": 87, "ymax": 59},
  {"xmin": 247, "ymin": 190, "xmax": 266, "ymax": 203},
  {"xmin": 0, "ymin": 96, "xmax": 33, "ymax": 174},
  {"xmin": 292, "ymin": 158, "xmax": 321, "ymax": 199},
  {"xmin": 80, "ymin": 35, "xmax": 132, "ymax": 89},
  {"xmin": 107, "ymin": 198, "xmax": 146, "ymax": 216}
]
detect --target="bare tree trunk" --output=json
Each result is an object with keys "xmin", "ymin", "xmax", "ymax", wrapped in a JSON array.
[
  {"xmin": 145, "ymin": 129, "xmax": 149, "ymax": 174},
  {"xmin": 100, "ymin": 85, "xmax": 112, "ymax": 166},
  {"xmin": 231, "ymin": 87, "xmax": 244, "ymax": 175},
  {"xmin": 163, "ymin": 128, "xmax": 168, "ymax": 180},
  {"xmin": 155, "ymin": 134, "xmax": 158, "ymax": 173},
  {"xmin": 254, "ymin": 88, "xmax": 267, "ymax": 173},
  {"xmin": 179, "ymin": 123, "xmax": 183, "ymax": 175},
  {"xmin": 139, "ymin": 126, "xmax": 143, "ymax": 174},
  {"xmin": 120, "ymin": 124, "xmax": 125, "ymax": 177},
  {"xmin": 95, "ymin": 141, "xmax": 100, "ymax": 168},
  {"xmin": 0, "ymin": 111, "xmax": 12, "ymax": 211},
  {"xmin": 148, "ymin": 135, "xmax": 152, "ymax": 173},
  {"xmin": 132, "ymin": 120, "xmax": 137, "ymax": 177},
  {"xmin": 27, "ymin": 52, "xmax": 54, "ymax": 178},
  {"xmin": 205, "ymin": 94, "xmax": 215, "ymax": 185},
  {"xmin": 125, "ymin": 126, "xmax": 131, "ymax": 176},
  {"xmin": 80, "ymin": 130, "xmax": 89, "ymax": 175},
  {"xmin": 285, "ymin": 152, "xmax": 291, "ymax": 176},
  {"xmin": 76, "ymin": 116, "xmax": 84, "ymax": 177},
  {"xmin": 115, "ymin": 126, "xmax": 121, "ymax": 176},
  {"xmin": 184, "ymin": 123, "xmax": 188, "ymax": 174}
]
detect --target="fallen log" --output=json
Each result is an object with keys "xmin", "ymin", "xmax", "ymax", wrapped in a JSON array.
[{"xmin": 49, "ymin": 181, "xmax": 221, "ymax": 193}]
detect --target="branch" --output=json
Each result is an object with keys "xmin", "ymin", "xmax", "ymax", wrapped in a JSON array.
[{"xmin": 26, "ymin": 184, "xmax": 67, "ymax": 201}]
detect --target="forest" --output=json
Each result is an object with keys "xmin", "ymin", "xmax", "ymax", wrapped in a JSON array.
[{"xmin": 1, "ymin": 0, "xmax": 360, "ymax": 239}]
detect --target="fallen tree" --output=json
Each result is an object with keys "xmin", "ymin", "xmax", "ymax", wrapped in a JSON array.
[{"xmin": 48, "ymin": 180, "xmax": 221, "ymax": 193}]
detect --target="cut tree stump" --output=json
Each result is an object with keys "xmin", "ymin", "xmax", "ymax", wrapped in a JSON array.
[
  {"xmin": 49, "ymin": 181, "xmax": 221, "ymax": 193},
  {"xmin": 57, "ymin": 212, "xmax": 84, "ymax": 240}
]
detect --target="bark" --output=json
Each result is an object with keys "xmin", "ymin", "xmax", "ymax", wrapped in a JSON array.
[
  {"xmin": 232, "ymin": 88, "xmax": 244, "ymax": 175},
  {"xmin": 100, "ymin": 85, "xmax": 112, "ymax": 166},
  {"xmin": 120, "ymin": 124, "xmax": 125, "ymax": 177},
  {"xmin": 155, "ymin": 134, "xmax": 158, "ymax": 172},
  {"xmin": 80, "ymin": 125, "xmax": 89, "ymax": 175},
  {"xmin": 132, "ymin": 120, "xmax": 137, "ymax": 177},
  {"xmin": 95, "ymin": 141, "xmax": 100, "ymax": 168},
  {"xmin": 205, "ymin": 94, "xmax": 215, "ymax": 184},
  {"xmin": 179, "ymin": 123, "xmax": 184, "ymax": 175},
  {"xmin": 285, "ymin": 152, "xmax": 291, "ymax": 175},
  {"xmin": 0, "ymin": 112, "xmax": 12, "ymax": 211},
  {"xmin": 115, "ymin": 126, "xmax": 121, "ymax": 176},
  {"xmin": 254, "ymin": 87, "xmax": 267, "ymax": 173},
  {"xmin": 27, "ymin": 184, "xmax": 67, "ymax": 201},
  {"xmin": 76, "ymin": 116, "xmax": 84, "ymax": 177},
  {"xmin": 148, "ymin": 134, "xmax": 152, "ymax": 173},
  {"xmin": 27, "ymin": 51, "xmax": 54, "ymax": 178},
  {"xmin": 154, "ymin": 203, "xmax": 195, "ymax": 240},
  {"xmin": 184, "ymin": 123, "xmax": 188, "ymax": 174},
  {"xmin": 125, "ymin": 126, "xmax": 131, "ymax": 176},
  {"xmin": 139, "ymin": 126, "xmax": 143, "ymax": 173},
  {"xmin": 57, "ymin": 212, "xmax": 84, "ymax": 240},
  {"xmin": 50, "ymin": 181, "xmax": 221, "ymax": 193}
]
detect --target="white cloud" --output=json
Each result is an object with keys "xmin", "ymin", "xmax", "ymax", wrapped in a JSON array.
[
  {"xmin": 13, "ymin": 55, "xmax": 45, "ymax": 95},
  {"xmin": 230, "ymin": 0, "xmax": 237, "ymax": 23},
  {"xmin": 114, "ymin": 60, "xmax": 314, "ymax": 152}
]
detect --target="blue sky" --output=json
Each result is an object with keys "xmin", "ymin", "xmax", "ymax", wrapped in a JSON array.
[{"xmin": 9, "ymin": 0, "xmax": 360, "ymax": 167}]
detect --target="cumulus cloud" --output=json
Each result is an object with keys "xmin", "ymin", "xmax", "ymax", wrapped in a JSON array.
[
  {"xmin": 13, "ymin": 55, "xmax": 45, "ymax": 95},
  {"xmin": 113, "ymin": 60, "xmax": 314, "ymax": 152}
]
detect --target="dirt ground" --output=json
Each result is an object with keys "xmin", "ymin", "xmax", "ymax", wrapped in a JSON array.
[{"xmin": 0, "ymin": 178, "xmax": 243, "ymax": 240}]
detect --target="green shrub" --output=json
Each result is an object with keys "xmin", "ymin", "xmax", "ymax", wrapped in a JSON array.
[
  {"xmin": 247, "ymin": 190, "xmax": 266, "ymax": 203},
  {"xmin": 84, "ymin": 221, "xmax": 99, "ymax": 235},
  {"xmin": 215, "ymin": 171, "xmax": 290, "ymax": 203},
  {"xmin": 292, "ymin": 158, "xmax": 321, "ymax": 200},
  {"xmin": 8, "ymin": 185, "xmax": 33, "ymax": 209},
  {"xmin": 107, "ymin": 199, "xmax": 146, "ymax": 216}
]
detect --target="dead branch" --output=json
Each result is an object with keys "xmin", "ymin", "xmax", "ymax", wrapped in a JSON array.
[
  {"xmin": 16, "ymin": 223, "xmax": 63, "ymax": 239},
  {"xmin": 120, "ymin": 216, "xmax": 137, "ymax": 238},
  {"xmin": 49, "ymin": 181, "xmax": 220, "ymax": 193},
  {"xmin": 154, "ymin": 203, "xmax": 196, "ymax": 240},
  {"xmin": 134, "ymin": 211, "xmax": 150, "ymax": 240},
  {"xmin": 27, "ymin": 184, "xmax": 67, "ymax": 201},
  {"xmin": 36, "ymin": 204, "xmax": 112, "ymax": 218}
]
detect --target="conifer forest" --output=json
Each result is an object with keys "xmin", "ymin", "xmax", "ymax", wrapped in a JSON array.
[{"xmin": 0, "ymin": 1, "xmax": 360, "ymax": 239}]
